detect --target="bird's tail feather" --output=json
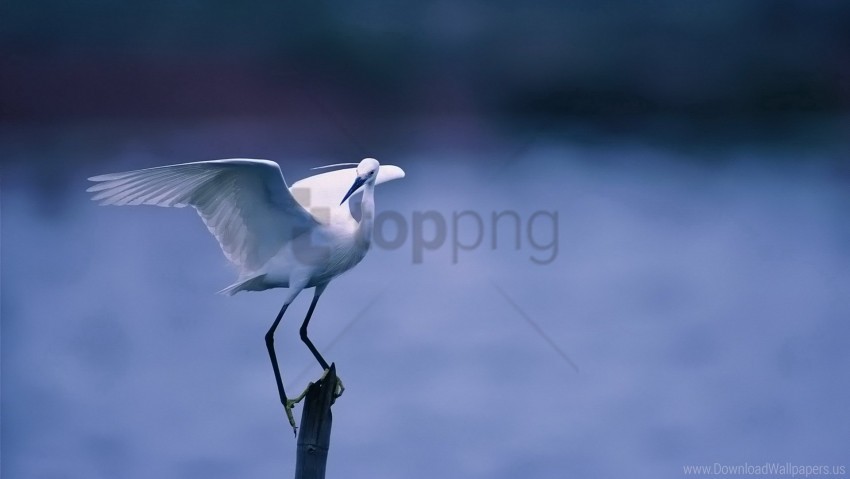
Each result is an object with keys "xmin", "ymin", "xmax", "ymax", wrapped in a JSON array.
[{"xmin": 217, "ymin": 274, "xmax": 268, "ymax": 295}]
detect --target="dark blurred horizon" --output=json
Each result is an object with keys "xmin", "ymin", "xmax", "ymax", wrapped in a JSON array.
[{"xmin": 3, "ymin": 0, "xmax": 850, "ymax": 148}]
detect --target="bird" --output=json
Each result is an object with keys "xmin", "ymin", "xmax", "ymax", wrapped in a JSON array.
[{"xmin": 87, "ymin": 157, "xmax": 405, "ymax": 434}]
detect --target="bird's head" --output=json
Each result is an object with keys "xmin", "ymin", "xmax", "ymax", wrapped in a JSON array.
[{"xmin": 341, "ymin": 158, "xmax": 380, "ymax": 204}]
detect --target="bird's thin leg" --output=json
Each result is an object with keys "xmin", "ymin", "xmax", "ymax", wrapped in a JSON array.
[
  {"xmin": 265, "ymin": 301, "xmax": 301, "ymax": 436},
  {"xmin": 299, "ymin": 285, "xmax": 344, "ymax": 398},
  {"xmin": 300, "ymin": 291, "xmax": 330, "ymax": 370}
]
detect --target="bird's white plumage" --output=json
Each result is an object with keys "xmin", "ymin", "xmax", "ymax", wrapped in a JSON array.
[
  {"xmin": 86, "ymin": 158, "xmax": 405, "ymax": 293},
  {"xmin": 87, "ymin": 159, "xmax": 318, "ymax": 273}
]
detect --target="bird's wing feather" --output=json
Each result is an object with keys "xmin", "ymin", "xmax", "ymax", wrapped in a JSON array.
[
  {"xmin": 87, "ymin": 159, "xmax": 318, "ymax": 272},
  {"xmin": 289, "ymin": 165, "xmax": 405, "ymax": 222}
]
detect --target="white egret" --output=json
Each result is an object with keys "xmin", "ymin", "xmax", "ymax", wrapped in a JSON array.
[{"xmin": 87, "ymin": 157, "xmax": 404, "ymax": 433}]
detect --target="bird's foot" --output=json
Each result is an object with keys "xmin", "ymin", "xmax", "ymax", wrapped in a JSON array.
[
  {"xmin": 283, "ymin": 370, "xmax": 343, "ymax": 435},
  {"xmin": 283, "ymin": 388, "xmax": 313, "ymax": 436},
  {"xmin": 334, "ymin": 376, "xmax": 345, "ymax": 398},
  {"xmin": 283, "ymin": 399, "xmax": 298, "ymax": 436},
  {"xmin": 318, "ymin": 368, "xmax": 345, "ymax": 399}
]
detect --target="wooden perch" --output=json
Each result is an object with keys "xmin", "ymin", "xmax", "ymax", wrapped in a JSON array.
[{"xmin": 294, "ymin": 364, "xmax": 338, "ymax": 479}]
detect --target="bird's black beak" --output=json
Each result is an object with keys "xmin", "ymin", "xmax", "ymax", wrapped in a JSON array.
[{"xmin": 340, "ymin": 176, "xmax": 366, "ymax": 205}]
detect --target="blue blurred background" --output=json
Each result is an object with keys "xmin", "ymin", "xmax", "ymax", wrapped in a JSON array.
[{"xmin": 2, "ymin": 1, "xmax": 850, "ymax": 478}]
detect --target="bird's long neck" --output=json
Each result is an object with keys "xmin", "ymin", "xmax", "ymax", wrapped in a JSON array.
[{"xmin": 356, "ymin": 182, "xmax": 375, "ymax": 248}]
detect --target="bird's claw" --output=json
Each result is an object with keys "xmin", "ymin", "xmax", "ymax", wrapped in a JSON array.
[
  {"xmin": 284, "ymin": 386, "xmax": 312, "ymax": 436},
  {"xmin": 284, "ymin": 370, "xmax": 344, "ymax": 435},
  {"xmin": 318, "ymin": 368, "xmax": 345, "ymax": 399},
  {"xmin": 334, "ymin": 376, "xmax": 345, "ymax": 398},
  {"xmin": 284, "ymin": 399, "xmax": 298, "ymax": 436}
]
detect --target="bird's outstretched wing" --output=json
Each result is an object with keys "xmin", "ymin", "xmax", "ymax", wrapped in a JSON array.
[
  {"xmin": 289, "ymin": 164, "xmax": 405, "ymax": 222},
  {"xmin": 87, "ymin": 159, "xmax": 318, "ymax": 273}
]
